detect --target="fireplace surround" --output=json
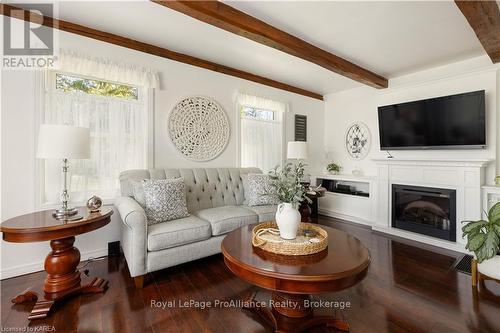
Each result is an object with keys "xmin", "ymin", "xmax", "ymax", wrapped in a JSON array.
[
  {"xmin": 392, "ymin": 184, "xmax": 456, "ymax": 242},
  {"xmin": 374, "ymin": 159, "xmax": 490, "ymax": 252}
]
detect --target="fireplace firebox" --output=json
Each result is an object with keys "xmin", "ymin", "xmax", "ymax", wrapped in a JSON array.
[{"xmin": 392, "ymin": 184, "xmax": 456, "ymax": 242}]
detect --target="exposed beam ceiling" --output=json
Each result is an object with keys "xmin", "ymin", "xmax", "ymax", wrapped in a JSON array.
[
  {"xmin": 0, "ymin": 4, "xmax": 323, "ymax": 100},
  {"xmin": 455, "ymin": 1, "xmax": 500, "ymax": 63},
  {"xmin": 153, "ymin": 0, "xmax": 388, "ymax": 89}
]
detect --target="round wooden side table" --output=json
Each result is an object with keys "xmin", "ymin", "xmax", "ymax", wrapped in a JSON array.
[
  {"xmin": 0, "ymin": 206, "xmax": 113, "ymax": 320},
  {"xmin": 221, "ymin": 223, "xmax": 370, "ymax": 332}
]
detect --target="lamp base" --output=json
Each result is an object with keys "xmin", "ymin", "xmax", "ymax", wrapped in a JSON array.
[{"xmin": 53, "ymin": 207, "xmax": 82, "ymax": 221}]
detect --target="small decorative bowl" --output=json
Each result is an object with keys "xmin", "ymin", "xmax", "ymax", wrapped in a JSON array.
[{"xmin": 86, "ymin": 195, "xmax": 102, "ymax": 212}]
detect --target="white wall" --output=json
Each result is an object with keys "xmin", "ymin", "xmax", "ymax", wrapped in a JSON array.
[
  {"xmin": 324, "ymin": 56, "xmax": 499, "ymax": 182},
  {"xmin": 0, "ymin": 31, "xmax": 325, "ymax": 278}
]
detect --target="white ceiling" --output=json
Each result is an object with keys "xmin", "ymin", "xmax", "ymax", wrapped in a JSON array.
[{"xmin": 20, "ymin": 1, "xmax": 486, "ymax": 95}]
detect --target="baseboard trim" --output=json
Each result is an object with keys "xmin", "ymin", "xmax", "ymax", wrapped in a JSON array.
[
  {"xmin": 0, "ymin": 247, "xmax": 108, "ymax": 280},
  {"xmin": 318, "ymin": 209, "xmax": 373, "ymax": 227}
]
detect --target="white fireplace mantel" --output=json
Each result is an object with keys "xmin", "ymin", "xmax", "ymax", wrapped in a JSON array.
[
  {"xmin": 372, "ymin": 158, "xmax": 492, "ymax": 252},
  {"xmin": 372, "ymin": 158, "xmax": 491, "ymax": 168}
]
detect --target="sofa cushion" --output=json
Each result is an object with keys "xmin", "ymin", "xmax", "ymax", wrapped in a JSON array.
[
  {"xmin": 147, "ymin": 216, "xmax": 211, "ymax": 251},
  {"xmin": 193, "ymin": 206, "xmax": 258, "ymax": 236},
  {"xmin": 143, "ymin": 178, "xmax": 190, "ymax": 225},
  {"xmin": 243, "ymin": 205, "xmax": 277, "ymax": 223}
]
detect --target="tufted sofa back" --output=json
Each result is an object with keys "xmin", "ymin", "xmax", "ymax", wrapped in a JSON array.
[{"xmin": 119, "ymin": 168, "xmax": 261, "ymax": 212}]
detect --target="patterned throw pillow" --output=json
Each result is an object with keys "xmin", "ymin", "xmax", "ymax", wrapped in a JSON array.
[
  {"xmin": 246, "ymin": 174, "xmax": 280, "ymax": 206},
  {"xmin": 143, "ymin": 178, "xmax": 190, "ymax": 224}
]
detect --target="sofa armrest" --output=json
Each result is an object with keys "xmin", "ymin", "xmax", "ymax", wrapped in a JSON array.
[
  {"xmin": 115, "ymin": 196, "xmax": 147, "ymax": 229},
  {"xmin": 114, "ymin": 196, "xmax": 148, "ymax": 277}
]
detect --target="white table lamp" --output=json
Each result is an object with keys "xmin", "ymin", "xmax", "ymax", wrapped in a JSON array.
[
  {"xmin": 287, "ymin": 141, "xmax": 308, "ymax": 160},
  {"xmin": 37, "ymin": 124, "xmax": 90, "ymax": 220}
]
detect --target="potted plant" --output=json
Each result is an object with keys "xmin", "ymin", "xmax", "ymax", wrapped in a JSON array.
[
  {"xmin": 268, "ymin": 162, "xmax": 311, "ymax": 239},
  {"xmin": 462, "ymin": 202, "xmax": 500, "ymax": 279},
  {"xmin": 326, "ymin": 162, "xmax": 341, "ymax": 175}
]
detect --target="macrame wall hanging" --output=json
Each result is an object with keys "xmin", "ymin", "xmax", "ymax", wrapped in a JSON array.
[{"xmin": 168, "ymin": 96, "xmax": 230, "ymax": 161}]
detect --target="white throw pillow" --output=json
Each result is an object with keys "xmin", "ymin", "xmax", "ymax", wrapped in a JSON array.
[
  {"xmin": 246, "ymin": 174, "xmax": 280, "ymax": 206},
  {"xmin": 143, "ymin": 178, "xmax": 190, "ymax": 224}
]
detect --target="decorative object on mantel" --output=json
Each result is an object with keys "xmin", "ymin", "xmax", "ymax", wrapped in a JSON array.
[
  {"xmin": 37, "ymin": 124, "xmax": 90, "ymax": 221},
  {"xmin": 168, "ymin": 96, "xmax": 229, "ymax": 161},
  {"xmin": 86, "ymin": 195, "xmax": 103, "ymax": 213},
  {"xmin": 252, "ymin": 221, "xmax": 328, "ymax": 256},
  {"xmin": 268, "ymin": 162, "xmax": 311, "ymax": 239},
  {"xmin": 345, "ymin": 122, "xmax": 370, "ymax": 160},
  {"xmin": 463, "ymin": 202, "xmax": 500, "ymax": 290},
  {"xmin": 326, "ymin": 162, "xmax": 341, "ymax": 175},
  {"xmin": 496, "ymin": 176, "xmax": 500, "ymax": 186}
]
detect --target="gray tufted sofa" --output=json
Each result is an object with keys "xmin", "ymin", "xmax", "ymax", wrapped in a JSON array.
[{"xmin": 115, "ymin": 167, "xmax": 277, "ymax": 287}]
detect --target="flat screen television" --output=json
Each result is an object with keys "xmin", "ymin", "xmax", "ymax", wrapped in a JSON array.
[{"xmin": 378, "ymin": 90, "xmax": 485, "ymax": 150}]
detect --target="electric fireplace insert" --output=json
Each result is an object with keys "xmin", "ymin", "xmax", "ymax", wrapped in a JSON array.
[{"xmin": 392, "ymin": 184, "xmax": 456, "ymax": 242}]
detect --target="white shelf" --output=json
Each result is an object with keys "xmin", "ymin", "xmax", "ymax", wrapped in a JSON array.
[
  {"xmin": 324, "ymin": 191, "xmax": 370, "ymax": 200},
  {"xmin": 312, "ymin": 173, "xmax": 377, "ymax": 182},
  {"xmin": 312, "ymin": 173, "xmax": 375, "ymax": 225}
]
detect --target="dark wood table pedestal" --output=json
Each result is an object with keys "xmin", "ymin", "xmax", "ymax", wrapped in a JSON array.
[
  {"xmin": 242, "ymin": 290, "xmax": 349, "ymax": 333},
  {"xmin": 12, "ymin": 236, "xmax": 108, "ymax": 320},
  {"xmin": 1, "ymin": 207, "xmax": 113, "ymax": 320}
]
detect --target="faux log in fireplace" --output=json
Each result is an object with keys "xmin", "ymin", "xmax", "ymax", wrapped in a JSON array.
[{"xmin": 392, "ymin": 184, "xmax": 456, "ymax": 242}]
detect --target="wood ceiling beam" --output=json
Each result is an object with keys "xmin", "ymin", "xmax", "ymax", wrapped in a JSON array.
[
  {"xmin": 153, "ymin": 0, "xmax": 388, "ymax": 89},
  {"xmin": 0, "ymin": 4, "xmax": 323, "ymax": 101},
  {"xmin": 455, "ymin": 1, "xmax": 500, "ymax": 63}
]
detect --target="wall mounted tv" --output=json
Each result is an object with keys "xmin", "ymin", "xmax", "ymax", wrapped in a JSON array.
[{"xmin": 378, "ymin": 90, "xmax": 485, "ymax": 150}]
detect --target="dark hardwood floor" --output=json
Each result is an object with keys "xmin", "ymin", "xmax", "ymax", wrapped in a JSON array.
[{"xmin": 1, "ymin": 216, "xmax": 499, "ymax": 333}]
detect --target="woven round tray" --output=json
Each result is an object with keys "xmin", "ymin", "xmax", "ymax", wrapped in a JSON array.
[{"xmin": 251, "ymin": 221, "xmax": 328, "ymax": 256}]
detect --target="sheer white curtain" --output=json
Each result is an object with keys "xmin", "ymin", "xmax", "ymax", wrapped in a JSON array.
[
  {"xmin": 238, "ymin": 92, "xmax": 287, "ymax": 173},
  {"xmin": 42, "ymin": 51, "xmax": 157, "ymax": 204},
  {"xmin": 57, "ymin": 49, "xmax": 160, "ymax": 88},
  {"xmin": 44, "ymin": 89, "xmax": 148, "ymax": 203}
]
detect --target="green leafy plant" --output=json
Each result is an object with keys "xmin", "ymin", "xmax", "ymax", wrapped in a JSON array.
[
  {"xmin": 462, "ymin": 202, "xmax": 500, "ymax": 263},
  {"xmin": 267, "ymin": 162, "xmax": 311, "ymax": 209},
  {"xmin": 327, "ymin": 162, "xmax": 341, "ymax": 173}
]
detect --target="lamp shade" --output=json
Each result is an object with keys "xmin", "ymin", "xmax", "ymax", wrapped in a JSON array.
[
  {"xmin": 37, "ymin": 124, "xmax": 90, "ymax": 159},
  {"xmin": 287, "ymin": 141, "xmax": 308, "ymax": 160}
]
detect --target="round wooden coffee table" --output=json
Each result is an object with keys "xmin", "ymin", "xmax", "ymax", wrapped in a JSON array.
[
  {"xmin": 221, "ymin": 223, "xmax": 370, "ymax": 332},
  {"xmin": 0, "ymin": 206, "xmax": 113, "ymax": 320}
]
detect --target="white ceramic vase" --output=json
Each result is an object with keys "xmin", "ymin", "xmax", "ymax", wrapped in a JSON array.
[{"xmin": 275, "ymin": 203, "xmax": 301, "ymax": 240}]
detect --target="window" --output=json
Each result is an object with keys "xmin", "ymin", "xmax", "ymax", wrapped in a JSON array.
[
  {"xmin": 55, "ymin": 73, "xmax": 138, "ymax": 100},
  {"xmin": 238, "ymin": 95, "xmax": 285, "ymax": 173},
  {"xmin": 42, "ymin": 71, "xmax": 149, "ymax": 204}
]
